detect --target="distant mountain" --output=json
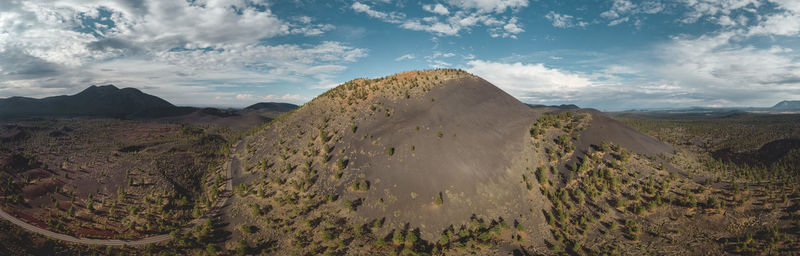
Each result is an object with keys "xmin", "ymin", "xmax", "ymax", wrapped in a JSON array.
[
  {"xmin": 0, "ymin": 85, "xmax": 177, "ymax": 119},
  {"xmin": 771, "ymin": 100, "xmax": 800, "ymax": 110},
  {"xmin": 243, "ymin": 102, "xmax": 298, "ymax": 112},
  {"xmin": 526, "ymin": 103, "xmax": 580, "ymax": 109}
]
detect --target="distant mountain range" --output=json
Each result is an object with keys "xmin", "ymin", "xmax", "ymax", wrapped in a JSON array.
[
  {"xmin": 0, "ymin": 85, "xmax": 298, "ymax": 120},
  {"xmin": 526, "ymin": 104, "xmax": 580, "ymax": 110},
  {"xmin": 616, "ymin": 100, "xmax": 800, "ymax": 114},
  {"xmin": 772, "ymin": 100, "xmax": 800, "ymax": 110},
  {"xmin": 244, "ymin": 102, "xmax": 299, "ymax": 112},
  {"xmin": 0, "ymin": 85, "xmax": 177, "ymax": 119}
]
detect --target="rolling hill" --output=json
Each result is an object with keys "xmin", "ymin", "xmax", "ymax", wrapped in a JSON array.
[{"xmin": 0, "ymin": 85, "xmax": 177, "ymax": 119}]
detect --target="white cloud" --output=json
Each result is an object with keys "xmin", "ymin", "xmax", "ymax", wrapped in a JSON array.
[
  {"xmin": 395, "ymin": 54, "xmax": 416, "ymax": 61},
  {"xmin": 716, "ymin": 15, "xmax": 737, "ymax": 26},
  {"xmin": 747, "ymin": 11, "xmax": 800, "ymax": 36},
  {"xmin": 423, "ymin": 4, "xmax": 450, "ymax": 15},
  {"xmin": 263, "ymin": 93, "xmax": 308, "ymax": 102},
  {"xmin": 400, "ymin": 19, "xmax": 461, "ymax": 35},
  {"xmin": 545, "ymin": 11, "xmax": 588, "ymax": 28},
  {"xmin": 465, "ymin": 60, "xmax": 596, "ymax": 98},
  {"xmin": 640, "ymin": 1, "xmax": 665, "ymax": 14},
  {"xmin": 429, "ymin": 59, "xmax": 452, "ymax": 68},
  {"xmin": 236, "ymin": 93, "xmax": 255, "ymax": 100},
  {"xmin": 429, "ymin": 52, "xmax": 456, "ymax": 58},
  {"xmin": 602, "ymin": 65, "xmax": 637, "ymax": 74},
  {"xmin": 488, "ymin": 16, "xmax": 524, "ymax": 38},
  {"xmin": 599, "ymin": 0, "xmax": 663, "ymax": 26},
  {"xmin": 769, "ymin": 0, "xmax": 800, "ymax": 12},
  {"xmin": 0, "ymin": 0, "xmax": 365, "ymax": 107},
  {"xmin": 679, "ymin": 0, "xmax": 760, "ymax": 24},
  {"xmin": 608, "ymin": 17, "xmax": 629, "ymax": 26},
  {"xmin": 351, "ymin": 2, "xmax": 405, "ymax": 23},
  {"xmin": 352, "ymin": 2, "xmax": 525, "ymax": 37},
  {"xmin": 462, "ymin": 59, "xmax": 724, "ymax": 109},
  {"xmin": 352, "ymin": 2, "xmax": 389, "ymax": 19},
  {"xmin": 424, "ymin": 52, "xmax": 457, "ymax": 67},
  {"xmin": 503, "ymin": 17, "xmax": 524, "ymax": 33},
  {"xmin": 444, "ymin": 0, "xmax": 529, "ymax": 13},
  {"xmin": 311, "ymin": 79, "xmax": 342, "ymax": 89},
  {"xmin": 653, "ymin": 31, "xmax": 800, "ymax": 105},
  {"xmin": 153, "ymin": 42, "xmax": 366, "ymax": 73},
  {"xmin": 600, "ymin": 0, "xmax": 636, "ymax": 19}
]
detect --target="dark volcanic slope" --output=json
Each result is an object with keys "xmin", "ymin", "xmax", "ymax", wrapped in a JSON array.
[
  {"xmin": 237, "ymin": 69, "xmax": 676, "ymax": 248},
  {"xmin": 576, "ymin": 109, "xmax": 672, "ymax": 157},
  {"xmin": 241, "ymin": 70, "xmax": 549, "ymax": 241},
  {"xmin": 0, "ymin": 85, "xmax": 176, "ymax": 119},
  {"xmin": 244, "ymin": 102, "xmax": 299, "ymax": 112},
  {"xmin": 344, "ymin": 76, "xmax": 541, "ymax": 240}
]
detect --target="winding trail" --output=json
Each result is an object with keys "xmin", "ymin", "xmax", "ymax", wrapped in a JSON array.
[{"xmin": 0, "ymin": 140, "xmax": 243, "ymax": 246}]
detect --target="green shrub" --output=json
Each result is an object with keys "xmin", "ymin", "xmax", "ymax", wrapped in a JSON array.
[
  {"xmin": 343, "ymin": 200, "xmax": 354, "ymax": 211},
  {"xmin": 240, "ymin": 224, "xmax": 255, "ymax": 234},
  {"xmin": 404, "ymin": 231, "xmax": 418, "ymax": 246},
  {"xmin": 386, "ymin": 147, "xmax": 395, "ymax": 156},
  {"xmin": 205, "ymin": 244, "xmax": 218, "ymax": 256},
  {"xmin": 353, "ymin": 225, "xmax": 363, "ymax": 238},
  {"xmin": 375, "ymin": 237, "xmax": 387, "ymax": 247},
  {"xmin": 477, "ymin": 231, "xmax": 492, "ymax": 242},
  {"xmin": 322, "ymin": 229, "xmax": 335, "ymax": 241},
  {"xmin": 438, "ymin": 234, "xmax": 449, "ymax": 245},
  {"xmin": 337, "ymin": 158, "xmax": 348, "ymax": 170},
  {"xmin": 706, "ymin": 196, "xmax": 721, "ymax": 209},
  {"xmin": 535, "ymin": 167, "xmax": 547, "ymax": 186},
  {"xmin": 392, "ymin": 229, "xmax": 404, "ymax": 245},
  {"xmin": 434, "ymin": 192, "xmax": 444, "ymax": 205},
  {"xmin": 625, "ymin": 220, "xmax": 640, "ymax": 240},
  {"xmin": 600, "ymin": 141, "xmax": 611, "ymax": 152},
  {"xmin": 351, "ymin": 180, "xmax": 369, "ymax": 192}
]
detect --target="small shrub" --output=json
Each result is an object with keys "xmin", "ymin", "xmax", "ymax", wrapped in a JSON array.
[
  {"xmin": 404, "ymin": 231, "xmax": 418, "ymax": 246},
  {"xmin": 343, "ymin": 200, "xmax": 354, "ymax": 211},
  {"xmin": 706, "ymin": 196, "xmax": 721, "ymax": 209},
  {"xmin": 321, "ymin": 229, "xmax": 334, "ymax": 241},
  {"xmin": 392, "ymin": 229, "xmax": 404, "ymax": 245},
  {"xmin": 535, "ymin": 167, "xmax": 547, "ymax": 186},
  {"xmin": 433, "ymin": 192, "xmax": 444, "ymax": 206},
  {"xmin": 240, "ymin": 224, "xmax": 255, "ymax": 234},
  {"xmin": 351, "ymin": 180, "xmax": 370, "ymax": 192},
  {"xmin": 337, "ymin": 158, "xmax": 348, "ymax": 170},
  {"xmin": 438, "ymin": 233, "xmax": 449, "ymax": 246},
  {"xmin": 477, "ymin": 231, "xmax": 492, "ymax": 242}
]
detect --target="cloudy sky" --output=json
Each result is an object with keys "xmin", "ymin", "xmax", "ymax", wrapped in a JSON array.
[{"xmin": 1, "ymin": 0, "xmax": 799, "ymax": 110}]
